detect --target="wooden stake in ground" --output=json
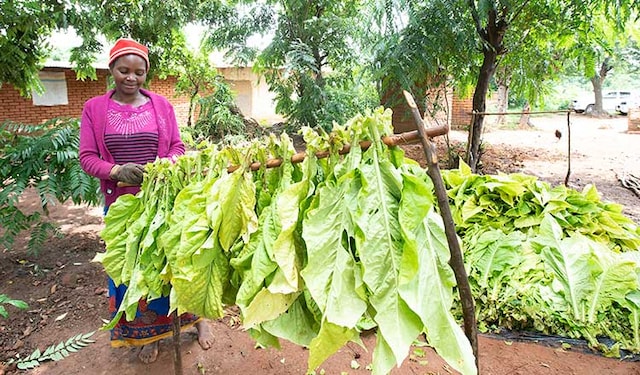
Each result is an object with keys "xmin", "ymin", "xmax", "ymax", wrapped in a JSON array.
[
  {"xmin": 403, "ymin": 90, "xmax": 479, "ymax": 368},
  {"xmin": 564, "ymin": 111, "xmax": 572, "ymax": 186},
  {"xmin": 171, "ymin": 311, "xmax": 183, "ymax": 375}
]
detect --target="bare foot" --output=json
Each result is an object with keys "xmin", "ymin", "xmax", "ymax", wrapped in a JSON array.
[
  {"xmin": 138, "ymin": 341, "xmax": 159, "ymax": 364},
  {"xmin": 195, "ymin": 320, "xmax": 214, "ymax": 350}
]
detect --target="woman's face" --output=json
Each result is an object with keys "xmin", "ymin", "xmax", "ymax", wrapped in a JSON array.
[{"xmin": 110, "ymin": 54, "xmax": 147, "ymax": 96}]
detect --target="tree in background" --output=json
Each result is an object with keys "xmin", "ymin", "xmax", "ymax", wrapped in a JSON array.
[
  {"xmin": 0, "ymin": 0, "xmax": 67, "ymax": 95},
  {"xmin": 377, "ymin": 0, "xmax": 636, "ymax": 172},
  {"xmin": 567, "ymin": 13, "xmax": 640, "ymax": 116},
  {"xmin": 492, "ymin": 15, "xmax": 574, "ymax": 126},
  {"xmin": 200, "ymin": 0, "xmax": 378, "ymax": 132},
  {"xmin": 1, "ymin": 0, "xmax": 204, "ymax": 91}
]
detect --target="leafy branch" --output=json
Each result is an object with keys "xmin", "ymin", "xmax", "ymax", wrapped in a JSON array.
[
  {"xmin": 0, "ymin": 118, "xmax": 102, "ymax": 254},
  {"xmin": 7, "ymin": 331, "xmax": 96, "ymax": 370},
  {"xmin": 0, "ymin": 294, "xmax": 28, "ymax": 318}
]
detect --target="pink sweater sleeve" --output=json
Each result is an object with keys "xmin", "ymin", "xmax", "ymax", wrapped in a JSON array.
[
  {"xmin": 79, "ymin": 101, "xmax": 114, "ymax": 180},
  {"xmin": 165, "ymin": 103, "xmax": 185, "ymax": 158}
]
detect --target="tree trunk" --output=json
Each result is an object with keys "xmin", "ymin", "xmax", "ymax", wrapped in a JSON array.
[
  {"xmin": 592, "ymin": 76, "xmax": 604, "ymax": 114},
  {"xmin": 187, "ymin": 91, "xmax": 198, "ymax": 128},
  {"xmin": 464, "ymin": 5, "xmax": 507, "ymax": 173},
  {"xmin": 589, "ymin": 58, "xmax": 612, "ymax": 116},
  {"xmin": 495, "ymin": 80, "xmax": 509, "ymax": 126},
  {"xmin": 518, "ymin": 101, "xmax": 531, "ymax": 129},
  {"xmin": 465, "ymin": 49, "xmax": 498, "ymax": 172},
  {"xmin": 495, "ymin": 66, "xmax": 511, "ymax": 126}
]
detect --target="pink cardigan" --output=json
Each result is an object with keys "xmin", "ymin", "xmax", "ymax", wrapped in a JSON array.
[{"xmin": 79, "ymin": 89, "xmax": 185, "ymax": 206}]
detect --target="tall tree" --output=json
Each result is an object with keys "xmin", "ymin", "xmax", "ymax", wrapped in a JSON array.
[
  {"xmin": 569, "ymin": 13, "xmax": 640, "ymax": 116},
  {"xmin": 201, "ymin": 0, "xmax": 377, "ymax": 131},
  {"xmin": 379, "ymin": 0, "xmax": 636, "ymax": 172}
]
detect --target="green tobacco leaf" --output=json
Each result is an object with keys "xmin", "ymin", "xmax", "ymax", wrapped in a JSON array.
[
  {"xmin": 271, "ymin": 178, "xmax": 308, "ymax": 293},
  {"xmin": 158, "ymin": 180, "xmax": 206, "ymax": 282},
  {"xmin": 233, "ymin": 204, "xmax": 280, "ymax": 310},
  {"xmin": 471, "ymin": 229, "xmax": 525, "ymax": 290},
  {"xmin": 623, "ymin": 290, "xmax": 640, "ymax": 349},
  {"xmin": 370, "ymin": 334, "xmax": 397, "ymax": 375},
  {"xmin": 218, "ymin": 171, "xmax": 258, "ymax": 251},
  {"xmin": 483, "ymin": 176, "xmax": 526, "ymax": 207},
  {"xmin": 242, "ymin": 289, "xmax": 299, "ymax": 328},
  {"xmin": 586, "ymin": 245, "xmax": 638, "ymax": 323},
  {"xmin": 100, "ymin": 194, "xmax": 141, "ymax": 240},
  {"xmin": 398, "ymin": 173, "xmax": 476, "ymax": 375},
  {"xmin": 169, "ymin": 177, "xmax": 228, "ymax": 318},
  {"xmin": 354, "ymin": 128, "xmax": 421, "ymax": 367},
  {"xmin": 95, "ymin": 195, "xmax": 143, "ymax": 284},
  {"xmin": 541, "ymin": 235, "xmax": 594, "ymax": 322},
  {"xmin": 307, "ymin": 320, "xmax": 359, "ymax": 372},
  {"xmin": 261, "ymin": 295, "xmax": 319, "ymax": 346},
  {"xmin": 301, "ymin": 175, "xmax": 366, "ymax": 329},
  {"xmin": 121, "ymin": 210, "xmax": 149, "ymax": 287},
  {"xmin": 171, "ymin": 241, "xmax": 229, "ymax": 318}
]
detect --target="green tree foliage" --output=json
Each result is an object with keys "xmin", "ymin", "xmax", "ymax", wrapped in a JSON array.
[
  {"xmin": 378, "ymin": 0, "xmax": 637, "ymax": 172},
  {"xmin": 0, "ymin": 0, "xmax": 67, "ymax": 95},
  {"xmin": 163, "ymin": 31, "xmax": 246, "ymax": 143},
  {"xmin": 565, "ymin": 13, "xmax": 640, "ymax": 115},
  {"xmin": 190, "ymin": 81, "xmax": 247, "ymax": 143},
  {"xmin": 1, "ymin": 0, "xmax": 204, "ymax": 91},
  {"xmin": 0, "ymin": 118, "xmax": 101, "ymax": 254},
  {"xmin": 201, "ymin": 0, "xmax": 378, "ymax": 132}
]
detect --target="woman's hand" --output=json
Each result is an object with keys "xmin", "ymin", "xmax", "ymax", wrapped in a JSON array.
[{"xmin": 110, "ymin": 163, "xmax": 145, "ymax": 185}]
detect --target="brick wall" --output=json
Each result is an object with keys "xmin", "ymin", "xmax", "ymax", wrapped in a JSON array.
[
  {"xmin": 382, "ymin": 83, "xmax": 471, "ymax": 134},
  {"xmin": 0, "ymin": 68, "xmax": 108, "ymax": 124},
  {"xmin": 0, "ymin": 68, "xmax": 192, "ymax": 125},
  {"xmin": 451, "ymin": 94, "xmax": 473, "ymax": 130},
  {"xmin": 147, "ymin": 75, "xmax": 191, "ymax": 125}
]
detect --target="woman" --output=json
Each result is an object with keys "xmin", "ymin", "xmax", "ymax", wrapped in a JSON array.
[{"xmin": 79, "ymin": 38, "xmax": 213, "ymax": 363}]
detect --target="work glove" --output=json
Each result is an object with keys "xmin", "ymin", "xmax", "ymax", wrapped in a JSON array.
[{"xmin": 110, "ymin": 163, "xmax": 145, "ymax": 185}]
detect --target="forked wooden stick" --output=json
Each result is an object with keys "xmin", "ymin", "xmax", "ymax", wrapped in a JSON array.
[{"xmin": 402, "ymin": 90, "xmax": 479, "ymax": 367}]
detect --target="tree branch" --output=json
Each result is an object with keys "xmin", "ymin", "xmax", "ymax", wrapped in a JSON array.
[{"xmin": 467, "ymin": 0, "xmax": 487, "ymax": 40}]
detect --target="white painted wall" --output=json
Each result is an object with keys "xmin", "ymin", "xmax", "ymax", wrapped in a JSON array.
[{"xmin": 219, "ymin": 67, "xmax": 283, "ymax": 125}]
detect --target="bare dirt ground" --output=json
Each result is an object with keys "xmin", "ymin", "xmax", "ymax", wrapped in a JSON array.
[{"xmin": 1, "ymin": 113, "xmax": 639, "ymax": 375}]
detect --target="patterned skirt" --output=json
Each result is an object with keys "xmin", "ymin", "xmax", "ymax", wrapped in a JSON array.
[{"xmin": 107, "ymin": 277, "xmax": 200, "ymax": 347}]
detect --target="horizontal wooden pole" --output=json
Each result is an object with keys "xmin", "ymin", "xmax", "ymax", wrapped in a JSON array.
[
  {"xmin": 468, "ymin": 110, "xmax": 571, "ymax": 116},
  {"xmin": 229, "ymin": 125, "xmax": 448, "ymax": 172},
  {"xmin": 116, "ymin": 125, "xmax": 449, "ymax": 187}
]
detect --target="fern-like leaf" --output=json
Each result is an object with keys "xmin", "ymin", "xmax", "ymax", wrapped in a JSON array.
[
  {"xmin": 0, "ymin": 117, "xmax": 101, "ymax": 254},
  {"xmin": 10, "ymin": 331, "xmax": 96, "ymax": 369}
]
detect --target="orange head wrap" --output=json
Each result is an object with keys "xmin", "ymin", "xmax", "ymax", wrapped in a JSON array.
[{"xmin": 108, "ymin": 38, "xmax": 150, "ymax": 68}]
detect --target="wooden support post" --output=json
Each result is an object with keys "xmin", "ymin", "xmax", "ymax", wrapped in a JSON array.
[
  {"xmin": 403, "ymin": 90, "xmax": 479, "ymax": 367},
  {"xmin": 564, "ymin": 111, "xmax": 572, "ymax": 186},
  {"xmin": 171, "ymin": 310, "xmax": 183, "ymax": 375}
]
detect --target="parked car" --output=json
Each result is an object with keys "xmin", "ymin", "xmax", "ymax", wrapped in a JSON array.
[
  {"xmin": 615, "ymin": 94, "xmax": 640, "ymax": 115},
  {"xmin": 570, "ymin": 90, "xmax": 637, "ymax": 115}
]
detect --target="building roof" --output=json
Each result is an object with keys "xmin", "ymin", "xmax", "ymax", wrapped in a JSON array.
[{"xmin": 44, "ymin": 60, "xmax": 109, "ymax": 70}]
